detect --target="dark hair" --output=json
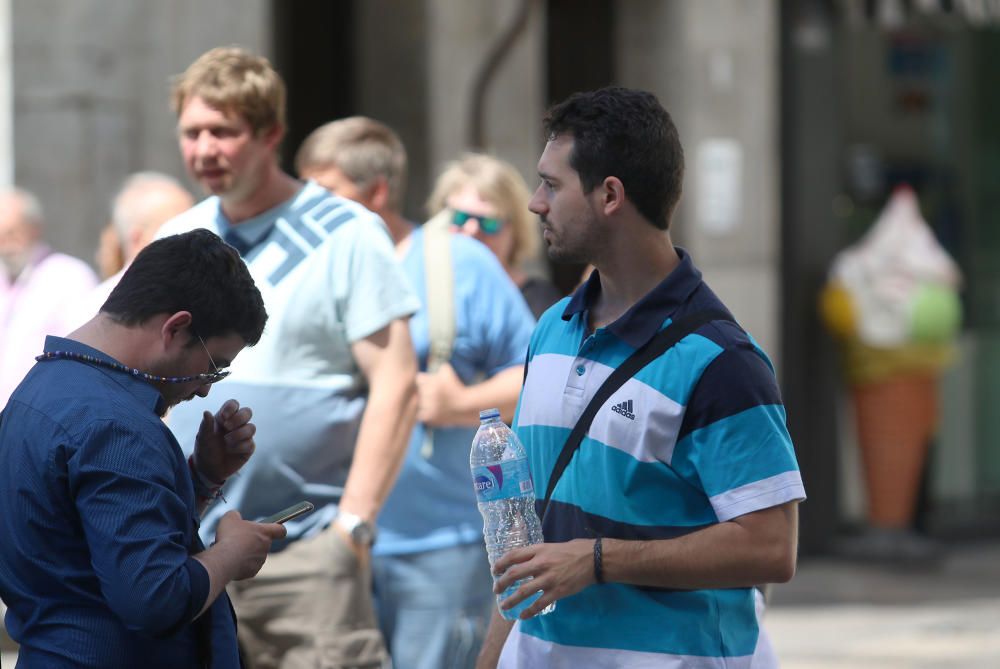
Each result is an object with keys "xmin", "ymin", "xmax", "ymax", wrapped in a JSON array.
[
  {"xmin": 102, "ymin": 229, "xmax": 267, "ymax": 345},
  {"xmin": 543, "ymin": 86, "xmax": 684, "ymax": 230}
]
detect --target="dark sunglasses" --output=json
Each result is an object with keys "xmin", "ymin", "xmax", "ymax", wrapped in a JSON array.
[{"xmin": 451, "ymin": 209, "xmax": 504, "ymax": 236}]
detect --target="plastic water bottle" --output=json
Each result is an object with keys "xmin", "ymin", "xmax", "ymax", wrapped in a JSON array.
[{"xmin": 470, "ymin": 408, "xmax": 555, "ymax": 620}]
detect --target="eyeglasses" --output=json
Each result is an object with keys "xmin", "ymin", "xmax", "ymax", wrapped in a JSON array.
[
  {"xmin": 195, "ymin": 334, "xmax": 231, "ymax": 384},
  {"xmin": 451, "ymin": 209, "xmax": 504, "ymax": 236}
]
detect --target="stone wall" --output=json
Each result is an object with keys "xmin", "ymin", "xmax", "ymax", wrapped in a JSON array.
[
  {"xmin": 354, "ymin": 0, "xmax": 545, "ymax": 222},
  {"xmin": 618, "ymin": 0, "xmax": 782, "ymax": 368},
  {"xmin": 12, "ymin": 0, "xmax": 270, "ymax": 264}
]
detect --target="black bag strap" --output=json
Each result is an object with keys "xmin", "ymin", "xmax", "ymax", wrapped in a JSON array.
[{"xmin": 538, "ymin": 309, "xmax": 734, "ymax": 521}]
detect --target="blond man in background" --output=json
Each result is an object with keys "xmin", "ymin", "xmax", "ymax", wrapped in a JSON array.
[{"xmin": 156, "ymin": 48, "xmax": 420, "ymax": 669}]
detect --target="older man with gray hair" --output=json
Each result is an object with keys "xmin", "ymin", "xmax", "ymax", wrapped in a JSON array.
[
  {"xmin": 111, "ymin": 172, "xmax": 195, "ymax": 264},
  {"xmin": 70, "ymin": 172, "xmax": 195, "ymax": 328},
  {"xmin": 0, "ymin": 187, "xmax": 97, "ymax": 407}
]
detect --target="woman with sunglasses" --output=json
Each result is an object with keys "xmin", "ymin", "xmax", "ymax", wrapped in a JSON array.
[{"xmin": 428, "ymin": 153, "xmax": 562, "ymax": 319}]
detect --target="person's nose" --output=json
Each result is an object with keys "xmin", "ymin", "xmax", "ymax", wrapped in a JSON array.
[
  {"xmin": 195, "ymin": 131, "xmax": 218, "ymax": 161},
  {"xmin": 459, "ymin": 217, "xmax": 480, "ymax": 237},
  {"xmin": 529, "ymin": 185, "xmax": 547, "ymax": 217}
]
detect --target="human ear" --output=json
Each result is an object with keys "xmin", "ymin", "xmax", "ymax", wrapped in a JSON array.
[
  {"xmin": 601, "ymin": 176, "xmax": 626, "ymax": 216},
  {"xmin": 161, "ymin": 311, "xmax": 194, "ymax": 349},
  {"xmin": 368, "ymin": 177, "xmax": 390, "ymax": 212},
  {"xmin": 262, "ymin": 123, "xmax": 285, "ymax": 150}
]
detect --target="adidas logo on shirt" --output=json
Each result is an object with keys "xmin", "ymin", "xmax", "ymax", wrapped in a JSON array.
[{"xmin": 611, "ymin": 399, "xmax": 635, "ymax": 420}]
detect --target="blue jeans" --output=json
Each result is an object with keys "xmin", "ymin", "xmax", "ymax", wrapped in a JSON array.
[{"xmin": 372, "ymin": 543, "xmax": 495, "ymax": 669}]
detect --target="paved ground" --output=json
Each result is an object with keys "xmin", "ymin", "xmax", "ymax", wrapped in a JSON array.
[
  {"xmin": 3, "ymin": 541, "xmax": 999, "ymax": 667},
  {"xmin": 764, "ymin": 540, "xmax": 1000, "ymax": 668}
]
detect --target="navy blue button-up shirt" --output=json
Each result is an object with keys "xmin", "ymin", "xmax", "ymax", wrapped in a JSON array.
[{"xmin": 0, "ymin": 336, "xmax": 239, "ymax": 668}]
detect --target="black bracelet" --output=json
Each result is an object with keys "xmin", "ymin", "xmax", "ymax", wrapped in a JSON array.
[{"xmin": 593, "ymin": 536, "xmax": 604, "ymax": 584}]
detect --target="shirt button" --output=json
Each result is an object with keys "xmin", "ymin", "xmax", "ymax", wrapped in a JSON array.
[{"xmin": 576, "ymin": 365, "xmax": 586, "ymax": 376}]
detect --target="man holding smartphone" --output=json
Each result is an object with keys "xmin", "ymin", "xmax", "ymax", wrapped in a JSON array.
[{"xmin": 0, "ymin": 229, "xmax": 284, "ymax": 668}]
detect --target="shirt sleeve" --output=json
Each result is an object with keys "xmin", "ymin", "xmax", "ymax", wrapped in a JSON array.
[
  {"xmin": 456, "ymin": 237, "xmax": 536, "ymax": 377},
  {"xmin": 673, "ymin": 343, "xmax": 806, "ymax": 522},
  {"xmin": 69, "ymin": 419, "xmax": 209, "ymax": 636},
  {"xmin": 338, "ymin": 215, "xmax": 421, "ymax": 343},
  {"xmin": 44, "ymin": 257, "xmax": 98, "ymax": 336}
]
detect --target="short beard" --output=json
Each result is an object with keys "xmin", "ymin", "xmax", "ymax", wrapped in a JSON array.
[
  {"xmin": 546, "ymin": 244, "xmax": 590, "ymax": 266},
  {"xmin": 544, "ymin": 222, "xmax": 603, "ymax": 266}
]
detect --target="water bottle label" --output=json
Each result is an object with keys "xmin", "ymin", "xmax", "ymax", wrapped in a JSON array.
[{"xmin": 472, "ymin": 458, "xmax": 534, "ymax": 502}]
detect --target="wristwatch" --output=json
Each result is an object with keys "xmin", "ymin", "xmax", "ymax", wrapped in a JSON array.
[{"xmin": 334, "ymin": 510, "xmax": 377, "ymax": 547}]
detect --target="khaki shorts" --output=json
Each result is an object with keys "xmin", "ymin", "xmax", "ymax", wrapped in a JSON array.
[{"xmin": 228, "ymin": 524, "xmax": 388, "ymax": 669}]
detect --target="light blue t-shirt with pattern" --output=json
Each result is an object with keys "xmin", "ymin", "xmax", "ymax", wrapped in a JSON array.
[
  {"xmin": 373, "ymin": 228, "xmax": 535, "ymax": 556},
  {"xmin": 155, "ymin": 181, "xmax": 420, "ymax": 546}
]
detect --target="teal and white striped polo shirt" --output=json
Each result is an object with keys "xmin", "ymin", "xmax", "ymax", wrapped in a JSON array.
[
  {"xmin": 501, "ymin": 249, "xmax": 805, "ymax": 668},
  {"xmin": 155, "ymin": 181, "xmax": 420, "ymax": 547}
]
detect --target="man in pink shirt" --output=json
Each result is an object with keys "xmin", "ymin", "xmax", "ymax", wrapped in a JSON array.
[{"xmin": 0, "ymin": 188, "xmax": 98, "ymax": 407}]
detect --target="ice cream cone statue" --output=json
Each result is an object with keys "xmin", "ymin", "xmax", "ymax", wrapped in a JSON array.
[{"xmin": 820, "ymin": 185, "xmax": 962, "ymax": 560}]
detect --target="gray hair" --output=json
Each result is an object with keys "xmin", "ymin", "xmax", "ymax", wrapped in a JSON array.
[
  {"xmin": 6, "ymin": 187, "xmax": 44, "ymax": 229},
  {"xmin": 111, "ymin": 171, "xmax": 191, "ymax": 242},
  {"xmin": 295, "ymin": 116, "xmax": 407, "ymax": 212}
]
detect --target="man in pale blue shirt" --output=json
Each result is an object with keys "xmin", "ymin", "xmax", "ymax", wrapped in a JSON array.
[
  {"xmin": 157, "ymin": 48, "xmax": 420, "ymax": 668},
  {"xmin": 297, "ymin": 117, "xmax": 535, "ymax": 669}
]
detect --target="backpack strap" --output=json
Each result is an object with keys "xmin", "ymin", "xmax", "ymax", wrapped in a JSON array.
[
  {"xmin": 423, "ymin": 209, "xmax": 456, "ymax": 372},
  {"xmin": 538, "ymin": 309, "xmax": 734, "ymax": 521},
  {"xmin": 420, "ymin": 209, "xmax": 456, "ymax": 458}
]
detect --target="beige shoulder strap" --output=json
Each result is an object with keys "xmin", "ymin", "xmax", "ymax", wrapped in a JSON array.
[
  {"xmin": 421, "ymin": 209, "xmax": 455, "ymax": 458},
  {"xmin": 423, "ymin": 209, "xmax": 455, "ymax": 372}
]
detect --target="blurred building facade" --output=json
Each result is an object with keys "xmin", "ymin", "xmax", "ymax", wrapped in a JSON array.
[{"xmin": 3, "ymin": 0, "xmax": 998, "ymax": 553}]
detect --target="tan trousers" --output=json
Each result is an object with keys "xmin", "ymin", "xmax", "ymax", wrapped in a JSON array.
[{"xmin": 228, "ymin": 525, "xmax": 388, "ymax": 669}]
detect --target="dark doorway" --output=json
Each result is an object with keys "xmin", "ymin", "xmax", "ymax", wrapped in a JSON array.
[
  {"xmin": 545, "ymin": 0, "xmax": 615, "ymax": 294},
  {"xmin": 779, "ymin": 1, "xmax": 843, "ymax": 554},
  {"xmin": 272, "ymin": 1, "xmax": 356, "ymax": 175}
]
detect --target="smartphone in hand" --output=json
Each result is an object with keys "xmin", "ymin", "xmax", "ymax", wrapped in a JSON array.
[{"xmin": 260, "ymin": 501, "xmax": 315, "ymax": 524}]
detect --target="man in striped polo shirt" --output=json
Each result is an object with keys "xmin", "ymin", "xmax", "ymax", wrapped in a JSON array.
[{"xmin": 477, "ymin": 87, "xmax": 806, "ymax": 669}]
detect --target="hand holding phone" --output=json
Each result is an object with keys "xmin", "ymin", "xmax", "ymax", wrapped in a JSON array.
[{"xmin": 260, "ymin": 501, "xmax": 315, "ymax": 524}]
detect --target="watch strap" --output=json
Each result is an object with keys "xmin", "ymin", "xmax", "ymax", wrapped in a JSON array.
[{"xmin": 334, "ymin": 510, "xmax": 376, "ymax": 546}]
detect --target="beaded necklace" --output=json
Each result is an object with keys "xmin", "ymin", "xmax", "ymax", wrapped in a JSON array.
[{"xmin": 35, "ymin": 350, "xmax": 230, "ymax": 385}]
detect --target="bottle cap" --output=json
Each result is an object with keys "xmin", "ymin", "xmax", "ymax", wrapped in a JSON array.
[{"xmin": 479, "ymin": 408, "xmax": 500, "ymax": 420}]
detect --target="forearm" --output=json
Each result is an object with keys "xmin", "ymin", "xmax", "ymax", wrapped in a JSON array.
[
  {"xmin": 605, "ymin": 502, "xmax": 799, "ymax": 589},
  {"xmin": 339, "ymin": 372, "xmax": 417, "ymax": 520},
  {"xmin": 191, "ymin": 545, "xmax": 240, "ymax": 618},
  {"xmin": 188, "ymin": 457, "xmax": 223, "ymax": 518},
  {"xmin": 445, "ymin": 365, "xmax": 524, "ymax": 426},
  {"xmin": 475, "ymin": 608, "xmax": 514, "ymax": 669},
  {"xmin": 191, "ymin": 513, "xmax": 285, "ymax": 618}
]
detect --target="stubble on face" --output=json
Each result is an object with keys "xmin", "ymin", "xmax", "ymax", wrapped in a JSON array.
[
  {"xmin": 149, "ymin": 351, "xmax": 207, "ymax": 410},
  {"xmin": 535, "ymin": 137, "xmax": 605, "ymax": 267},
  {"xmin": 164, "ymin": 384, "xmax": 205, "ymax": 411},
  {"xmin": 177, "ymin": 96, "xmax": 266, "ymax": 202}
]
